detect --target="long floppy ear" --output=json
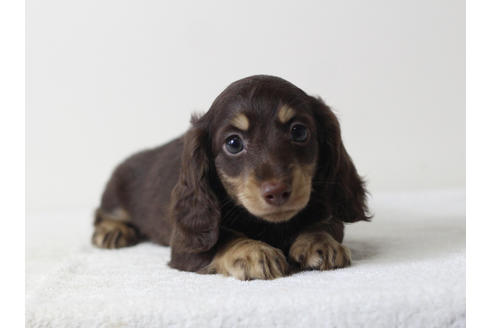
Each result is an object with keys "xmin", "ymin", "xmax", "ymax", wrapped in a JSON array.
[
  {"xmin": 170, "ymin": 115, "xmax": 221, "ymax": 253},
  {"xmin": 311, "ymin": 97, "xmax": 371, "ymax": 223}
]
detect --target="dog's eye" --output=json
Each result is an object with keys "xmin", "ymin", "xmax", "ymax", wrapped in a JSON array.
[
  {"xmin": 290, "ymin": 124, "xmax": 309, "ymax": 143},
  {"xmin": 225, "ymin": 135, "xmax": 244, "ymax": 154}
]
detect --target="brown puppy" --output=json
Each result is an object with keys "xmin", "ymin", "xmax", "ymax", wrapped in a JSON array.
[{"xmin": 92, "ymin": 75, "xmax": 370, "ymax": 280}]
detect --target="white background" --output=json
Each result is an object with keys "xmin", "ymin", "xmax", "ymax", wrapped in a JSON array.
[{"xmin": 27, "ymin": 0, "xmax": 464, "ymax": 211}]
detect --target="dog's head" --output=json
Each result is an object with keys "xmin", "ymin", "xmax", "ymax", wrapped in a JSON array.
[{"xmin": 171, "ymin": 75, "xmax": 369, "ymax": 252}]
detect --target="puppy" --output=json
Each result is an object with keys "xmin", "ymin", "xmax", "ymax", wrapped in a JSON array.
[{"xmin": 92, "ymin": 75, "xmax": 370, "ymax": 280}]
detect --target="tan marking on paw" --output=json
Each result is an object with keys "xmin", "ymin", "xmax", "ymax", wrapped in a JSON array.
[
  {"xmin": 92, "ymin": 219, "xmax": 139, "ymax": 249},
  {"xmin": 289, "ymin": 231, "xmax": 351, "ymax": 270},
  {"xmin": 207, "ymin": 238, "xmax": 288, "ymax": 280},
  {"xmin": 96, "ymin": 208, "xmax": 131, "ymax": 222}
]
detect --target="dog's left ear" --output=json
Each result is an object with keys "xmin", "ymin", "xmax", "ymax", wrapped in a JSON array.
[{"xmin": 311, "ymin": 97, "xmax": 371, "ymax": 223}]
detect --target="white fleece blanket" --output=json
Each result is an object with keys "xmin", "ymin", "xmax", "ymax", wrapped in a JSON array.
[{"xmin": 26, "ymin": 190, "xmax": 465, "ymax": 328}]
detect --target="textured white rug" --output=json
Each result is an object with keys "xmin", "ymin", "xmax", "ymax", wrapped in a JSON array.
[{"xmin": 26, "ymin": 189, "xmax": 465, "ymax": 328}]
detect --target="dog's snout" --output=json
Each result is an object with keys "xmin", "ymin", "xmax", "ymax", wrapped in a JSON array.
[{"xmin": 261, "ymin": 181, "xmax": 291, "ymax": 206}]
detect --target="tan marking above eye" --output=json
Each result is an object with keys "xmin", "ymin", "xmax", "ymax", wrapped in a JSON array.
[
  {"xmin": 230, "ymin": 113, "xmax": 249, "ymax": 131},
  {"xmin": 277, "ymin": 105, "xmax": 296, "ymax": 124}
]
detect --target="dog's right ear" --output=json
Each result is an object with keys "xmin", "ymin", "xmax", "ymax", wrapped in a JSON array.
[
  {"xmin": 170, "ymin": 114, "xmax": 221, "ymax": 253},
  {"xmin": 310, "ymin": 97, "xmax": 370, "ymax": 223}
]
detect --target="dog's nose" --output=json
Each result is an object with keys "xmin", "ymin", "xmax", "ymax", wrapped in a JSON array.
[{"xmin": 261, "ymin": 181, "xmax": 291, "ymax": 206}]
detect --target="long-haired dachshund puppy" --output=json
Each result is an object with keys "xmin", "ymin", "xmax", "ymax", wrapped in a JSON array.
[{"xmin": 92, "ymin": 75, "xmax": 370, "ymax": 280}]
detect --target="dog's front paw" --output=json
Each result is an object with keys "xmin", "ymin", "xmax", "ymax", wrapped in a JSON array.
[
  {"xmin": 208, "ymin": 238, "xmax": 289, "ymax": 280},
  {"xmin": 289, "ymin": 231, "xmax": 351, "ymax": 270}
]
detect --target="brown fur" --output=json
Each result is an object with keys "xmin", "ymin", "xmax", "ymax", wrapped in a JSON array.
[{"xmin": 92, "ymin": 75, "xmax": 370, "ymax": 280}]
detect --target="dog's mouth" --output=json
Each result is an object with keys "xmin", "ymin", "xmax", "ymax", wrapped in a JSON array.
[
  {"xmin": 240, "ymin": 191, "xmax": 311, "ymax": 223},
  {"xmin": 257, "ymin": 208, "xmax": 302, "ymax": 222}
]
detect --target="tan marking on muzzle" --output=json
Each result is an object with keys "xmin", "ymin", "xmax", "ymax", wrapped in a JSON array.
[{"xmin": 218, "ymin": 163, "xmax": 316, "ymax": 223}]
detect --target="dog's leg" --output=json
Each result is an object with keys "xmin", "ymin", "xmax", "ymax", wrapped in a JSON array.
[
  {"xmin": 202, "ymin": 235, "xmax": 289, "ymax": 280},
  {"xmin": 289, "ymin": 219, "xmax": 351, "ymax": 270},
  {"xmin": 92, "ymin": 208, "xmax": 141, "ymax": 249}
]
